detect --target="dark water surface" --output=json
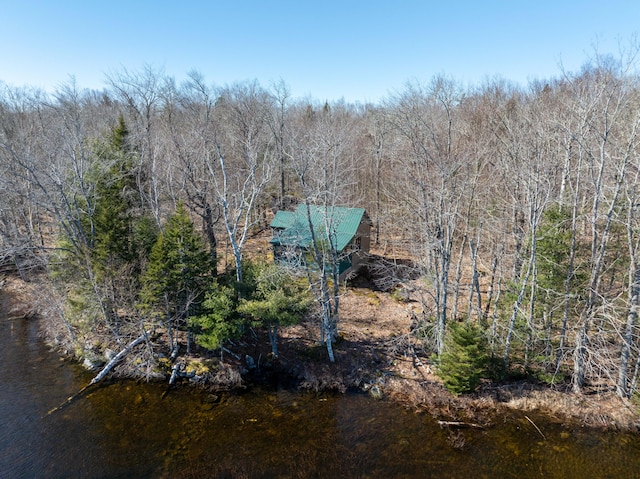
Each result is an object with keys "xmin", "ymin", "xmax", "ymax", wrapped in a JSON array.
[{"xmin": 1, "ymin": 315, "xmax": 640, "ymax": 478}]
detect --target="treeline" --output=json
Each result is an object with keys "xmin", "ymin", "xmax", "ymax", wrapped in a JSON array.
[{"xmin": 2, "ymin": 46, "xmax": 640, "ymax": 397}]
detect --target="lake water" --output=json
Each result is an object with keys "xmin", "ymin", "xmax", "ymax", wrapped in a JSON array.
[{"xmin": 1, "ymin": 313, "xmax": 640, "ymax": 478}]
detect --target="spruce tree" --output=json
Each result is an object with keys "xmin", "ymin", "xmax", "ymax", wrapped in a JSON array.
[
  {"xmin": 437, "ymin": 321, "xmax": 489, "ymax": 395},
  {"xmin": 140, "ymin": 202, "xmax": 212, "ymax": 351},
  {"xmin": 92, "ymin": 115, "xmax": 141, "ymax": 269},
  {"xmin": 50, "ymin": 116, "xmax": 157, "ymax": 337}
]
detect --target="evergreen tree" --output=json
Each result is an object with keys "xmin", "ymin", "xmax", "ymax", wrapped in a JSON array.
[
  {"xmin": 140, "ymin": 202, "xmax": 212, "ymax": 351},
  {"xmin": 189, "ymin": 281, "xmax": 244, "ymax": 351},
  {"xmin": 437, "ymin": 321, "xmax": 489, "ymax": 395},
  {"xmin": 50, "ymin": 116, "xmax": 157, "ymax": 337},
  {"xmin": 92, "ymin": 115, "xmax": 143, "ymax": 269},
  {"xmin": 188, "ymin": 261, "xmax": 263, "ymax": 354},
  {"xmin": 238, "ymin": 262, "xmax": 312, "ymax": 357}
]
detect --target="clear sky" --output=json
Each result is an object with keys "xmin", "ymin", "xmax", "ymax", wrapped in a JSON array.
[{"xmin": 1, "ymin": 1, "xmax": 639, "ymax": 104}]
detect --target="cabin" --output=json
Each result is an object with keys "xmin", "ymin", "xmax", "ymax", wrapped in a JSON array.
[{"xmin": 270, "ymin": 204, "xmax": 371, "ymax": 280}]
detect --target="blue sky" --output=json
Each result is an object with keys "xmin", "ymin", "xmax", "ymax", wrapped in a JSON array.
[{"xmin": 1, "ymin": 1, "xmax": 639, "ymax": 103}]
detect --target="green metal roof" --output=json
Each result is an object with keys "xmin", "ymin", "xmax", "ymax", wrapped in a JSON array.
[
  {"xmin": 270, "ymin": 204, "xmax": 367, "ymax": 252},
  {"xmin": 270, "ymin": 210, "xmax": 296, "ymax": 229}
]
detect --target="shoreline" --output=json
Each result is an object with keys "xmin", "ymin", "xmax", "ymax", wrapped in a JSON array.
[{"xmin": 2, "ymin": 275, "xmax": 639, "ymax": 432}]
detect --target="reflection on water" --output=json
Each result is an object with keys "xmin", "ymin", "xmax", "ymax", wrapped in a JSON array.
[{"xmin": 1, "ymin": 314, "xmax": 640, "ymax": 478}]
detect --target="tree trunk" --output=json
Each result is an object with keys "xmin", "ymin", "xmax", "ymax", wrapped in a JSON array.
[
  {"xmin": 504, "ymin": 254, "xmax": 533, "ymax": 368},
  {"xmin": 48, "ymin": 333, "xmax": 147, "ymax": 415},
  {"xmin": 268, "ymin": 323, "xmax": 279, "ymax": 357},
  {"xmin": 203, "ymin": 203, "xmax": 218, "ymax": 273},
  {"xmin": 572, "ymin": 320, "xmax": 589, "ymax": 393},
  {"xmin": 90, "ymin": 333, "xmax": 147, "ymax": 385},
  {"xmin": 617, "ymin": 264, "xmax": 640, "ymax": 397}
]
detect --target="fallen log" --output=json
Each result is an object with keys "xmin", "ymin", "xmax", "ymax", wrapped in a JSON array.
[
  {"xmin": 161, "ymin": 364, "xmax": 183, "ymax": 399},
  {"xmin": 88, "ymin": 334, "xmax": 146, "ymax": 386},
  {"xmin": 437, "ymin": 420, "xmax": 484, "ymax": 429},
  {"xmin": 222, "ymin": 346, "xmax": 241, "ymax": 360},
  {"xmin": 525, "ymin": 415, "xmax": 546, "ymax": 440},
  {"xmin": 47, "ymin": 333, "xmax": 146, "ymax": 415},
  {"xmin": 169, "ymin": 363, "xmax": 182, "ymax": 385},
  {"xmin": 162, "ymin": 362, "xmax": 197, "ymax": 398}
]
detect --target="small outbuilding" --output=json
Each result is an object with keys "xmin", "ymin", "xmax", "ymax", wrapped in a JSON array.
[{"xmin": 270, "ymin": 204, "xmax": 371, "ymax": 280}]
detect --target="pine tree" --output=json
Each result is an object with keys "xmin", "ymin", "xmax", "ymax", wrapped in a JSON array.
[
  {"xmin": 189, "ymin": 281, "xmax": 244, "ymax": 351},
  {"xmin": 238, "ymin": 262, "xmax": 312, "ymax": 356}
]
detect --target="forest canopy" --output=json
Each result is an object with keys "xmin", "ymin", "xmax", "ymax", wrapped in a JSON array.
[{"xmin": 3, "ymin": 46, "xmax": 640, "ymax": 398}]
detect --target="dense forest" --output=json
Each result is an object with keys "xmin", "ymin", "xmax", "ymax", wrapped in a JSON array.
[{"xmin": 3, "ymin": 46, "xmax": 640, "ymax": 402}]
